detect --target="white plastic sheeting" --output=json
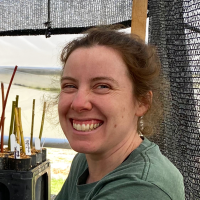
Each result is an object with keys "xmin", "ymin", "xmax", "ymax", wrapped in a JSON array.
[{"xmin": 0, "ymin": 34, "xmax": 81, "ymax": 67}]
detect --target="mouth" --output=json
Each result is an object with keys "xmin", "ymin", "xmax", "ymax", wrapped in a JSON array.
[{"xmin": 70, "ymin": 119, "xmax": 104, "ymax": 132}]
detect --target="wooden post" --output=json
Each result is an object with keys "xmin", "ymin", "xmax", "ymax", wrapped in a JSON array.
[{"xmin": 131, "ymin": 0, "xmax": 148, "ymax": 41}]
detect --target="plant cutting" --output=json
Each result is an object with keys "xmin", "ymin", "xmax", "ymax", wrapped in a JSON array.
[
  {"xmin": 30, "ymin": 100, "xmax": 48, "ymax": 167},
  {"xmin": 8, "ymin": 101, "xmax": 16, "ymax": 150},
  {"xmin": 30, "ymin": 99, "xmax": 35, "ymax": 149},
  {"xmin": 39, "ymin": 101, "xmax": 46, "ymax": 141},
  {"xmin": 18, "ymin": 108, "xmax": 26, "ymax": 153},
  {"xmin": 0, "ymin": 66, "xmax": 18, "ymax": 153},
  {"xmin": 0, "ymin": 83, "xmax": 12, "ymax": 170},
  {"xmin": 40, "ymin": 102, "xmax": 47, "ymax": 162},
  {"xmin": 8, "ymin": 107, "xmax": 31, "ymax": 171},
  {"xmin": 0, "ymin": 82, "xmax": 5, "ymax": 152}
]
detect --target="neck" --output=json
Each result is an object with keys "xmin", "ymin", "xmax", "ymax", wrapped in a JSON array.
[{"xmin": 85, "ymin": 133, "xmax": 142, "ymax": 184}]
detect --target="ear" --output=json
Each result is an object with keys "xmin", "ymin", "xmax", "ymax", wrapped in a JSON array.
[{"xmin": 135, "ymin": 91, "xmax": 153, "ymax": 117}]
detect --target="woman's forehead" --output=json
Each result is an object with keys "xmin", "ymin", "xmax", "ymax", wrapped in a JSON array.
[
  {"xmin": 64, "ymin": 46, "xmax": 128, "ymax": 73},
  {"xmin": 62, "ymin": 46, "xmax": 133, "ymax": 88}
]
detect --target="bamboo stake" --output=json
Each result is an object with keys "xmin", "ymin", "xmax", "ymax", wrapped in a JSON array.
[
  {"xmin": 13, "ymin": 95, "xmax": 19, "ymax": 136},
  {"xmin": 15, "ymin": 95, "xmax": 19, "ymax": 108},
  {"xmin": 14, "ymin": 108, "xmax": 20, "ymax": 145},
  {"xmin": 39, "ymin": 102, "xmax": 46, "ymax": 140},
  {"xmin": 18, "ymin": 108, "xmax": 25, "ymax": 153},
  {"xmin": 1, "ymin": 83, "xmax": 5, "ymax": 152},
  {"xmin": 8, "ymin": 101, "xmax": 16, "ymax": 150},
  {"xmin": 0, "ymin": 66, "xmax": 18, "ymax": 132},
  {"xmin": 30, "ymin": 99, "xmax": 35, "ymax": 149}
]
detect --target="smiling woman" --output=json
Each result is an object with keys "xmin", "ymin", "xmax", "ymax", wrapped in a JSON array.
[{"xmin": 55, "ymin": 26, "xmax": 185, "ymax": 200}]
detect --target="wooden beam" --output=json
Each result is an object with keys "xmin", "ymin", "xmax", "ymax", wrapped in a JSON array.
[{"xmin": 131, "ymin": 0, "xmax": 148, "ymax": 41}]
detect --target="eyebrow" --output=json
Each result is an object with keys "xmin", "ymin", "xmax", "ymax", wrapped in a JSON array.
[
  {"xmin": 60, "ymin": 76, "xmax": 76, "ymax": 82},
  {"xmin": 60, "ymin": 76, "xmax": 119, "ymax": 86}
]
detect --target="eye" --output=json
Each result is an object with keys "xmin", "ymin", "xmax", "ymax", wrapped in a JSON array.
[
  {"xmin": 94, "ymin": 84, "xmax": 111, "ymax": 94},
  {"xmin": 96, "ymin": 85, "xmax": 109, "ymax": 89},
  {"xmin": 61, "ymin": 84, "xmax": 77, "ymax": 93}
]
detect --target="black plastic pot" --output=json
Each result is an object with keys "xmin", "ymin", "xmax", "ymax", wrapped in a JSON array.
[
  {"xmin": 36, "ymin": 151, "xmax": 42, "ymax": 164},
  {"xmin": 42, "ymin": 148, "xmax": 47, "ymax": 162},
  {"xmin": 0, "ymin": 153, "xmax": 12, "ymax": 170},
  {"xmin": 0, "ymin": 155, "xmax": 6, "ymax": 170},
  {"xmin": 8, "ymin": 156, "xmax": 31, "ymax": 171},
  {"xmin": 30, "ymin": 153, "xmax": 37, "ymax": 168}
]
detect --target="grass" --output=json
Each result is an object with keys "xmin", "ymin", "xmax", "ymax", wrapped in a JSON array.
[{"xmin": 51, "ymin": 178, "xmax": 65, "ymax": 195}]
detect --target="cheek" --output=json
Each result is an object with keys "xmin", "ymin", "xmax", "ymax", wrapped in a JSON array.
[
  {"xmin": 58, "ymin": 95, "xmax": 70, "ymax": 115},
  {"xmin": 120, "ymin": 103, "xmax": 135, "ymax": 122}
]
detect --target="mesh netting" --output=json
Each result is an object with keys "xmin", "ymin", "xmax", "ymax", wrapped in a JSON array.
[
  {"xmin": 0, "ymin": 0, "xmax": 132, "ymax": 36},
  {"xmin": 148, "ymin": 0, "xmax": 200, "ymax": 199}
]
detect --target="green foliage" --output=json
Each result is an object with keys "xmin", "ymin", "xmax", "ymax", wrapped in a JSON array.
[{"xmin": 51, "ymin": 178, "xmax": 65, "ymax": 195}]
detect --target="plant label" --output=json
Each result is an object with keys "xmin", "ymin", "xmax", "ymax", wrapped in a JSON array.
[
  {"xmin": 10, "ymin": 134, "xmax": 16, "ymax": 152},
  {"xmin": 35, "ymin": 138, "xmax": 41, "ymax": 150},
  {"xmin": 25, "ymin": 139, "xmax": 31, "ymax": 155},
  {"xmin": 14, "ymin": 143, "xmax": 20, "ymax": 159},
  {"xmin": 42, "ymin": 137, "xmax": 46, "ymax": 148}
]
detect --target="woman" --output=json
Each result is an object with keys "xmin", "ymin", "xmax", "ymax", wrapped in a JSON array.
[{"xmin": 55, "ymin": 27, "xmax": 185, "ymax": 200}]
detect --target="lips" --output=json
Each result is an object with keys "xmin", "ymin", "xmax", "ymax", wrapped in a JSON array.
[{"xmin": 72, "ymin": 119, "xmax": 103, "ymax": 132}]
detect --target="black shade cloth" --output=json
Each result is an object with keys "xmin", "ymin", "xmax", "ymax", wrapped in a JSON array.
[
  {"xmin": 148, "ymin": 1, "xmax": 200, "ymax": 199},
  {"xmin": 0, "ymin": 0, "xmax": 132, "ymax": 36}
]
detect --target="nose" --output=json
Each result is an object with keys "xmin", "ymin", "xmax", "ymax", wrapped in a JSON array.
[{"xmin": 71, "ymin": 89, "xmax": 92, "ymax": 112}]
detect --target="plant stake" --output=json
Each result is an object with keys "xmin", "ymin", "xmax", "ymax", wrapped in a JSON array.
[
  {"xmin": 18, "ymin": 108, "xmax": 25, "ymax": 153},
  {"xmin": 30, "ymin": 99, "xmax": 35, "ymax": 149},
  {"xmin": 14, "ymin": 108, "xmax": 21, "ymax": 145},
  {"xmin": 0, "ymin": 66, "xmax": 18, "ymax": 152},
  {"xmin": 8, "ymin": 101, "xmax": 16, "ymax": 150},
  {"xmin": 1, "ymin": 83, "xmax": 5, "ymax": 152},
  {"xmin": 13, "ymin": 95, "xmax": 19, "ymax": 136},
  {"xmin": 39, "ymin": 102, "xmax": 46, "ymax": 141}
]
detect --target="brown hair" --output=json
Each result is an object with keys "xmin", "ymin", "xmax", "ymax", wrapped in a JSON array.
[{"xmin": 60, "ymin": 26, "xmax": 164, "ymax": 136}]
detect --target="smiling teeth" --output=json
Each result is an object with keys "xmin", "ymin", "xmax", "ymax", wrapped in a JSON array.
[{"xmin": 73, "ymin": 123, "xmax": 101, "ymax": 131}]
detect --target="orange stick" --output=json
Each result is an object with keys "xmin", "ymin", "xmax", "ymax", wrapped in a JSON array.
[
  {"xmin": 1, "ymin": 83, "xmax": 5, "ymax": 152},
  {"xmin": 0, "ymin": 66, "xmax": 18, "ymax": 150}
]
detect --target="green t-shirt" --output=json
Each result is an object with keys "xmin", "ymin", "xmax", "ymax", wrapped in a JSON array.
[{"xmin": 55, "ymin": 137, "xmax": 185, "ymax": 200}]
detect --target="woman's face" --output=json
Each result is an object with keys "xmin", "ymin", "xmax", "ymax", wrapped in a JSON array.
[{"xmin": 58, "ymin": 45, "xmax": 147, "ymax": 154}]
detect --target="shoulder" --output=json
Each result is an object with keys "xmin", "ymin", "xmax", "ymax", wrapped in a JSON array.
[
  {"xmin": 138, "ymin": 138, "xmax": 185, "ymax": 199},
  {"xmin": 93, "ymin": 180, "xmax": 173, "ymax": 200},
  {"xmin": 91, "ymin": 138, "xmax": 185, "ymax": 200}
]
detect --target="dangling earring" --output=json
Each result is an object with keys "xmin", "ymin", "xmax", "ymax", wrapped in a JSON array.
[{"xmin": 138, "ymin": 116, "xmax": 144, "ymax": 134}]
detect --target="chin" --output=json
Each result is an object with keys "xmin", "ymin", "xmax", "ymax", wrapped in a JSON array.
[{"xmin": 69, "ymin": 141, "xmax": 96, "ymax": 154}]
